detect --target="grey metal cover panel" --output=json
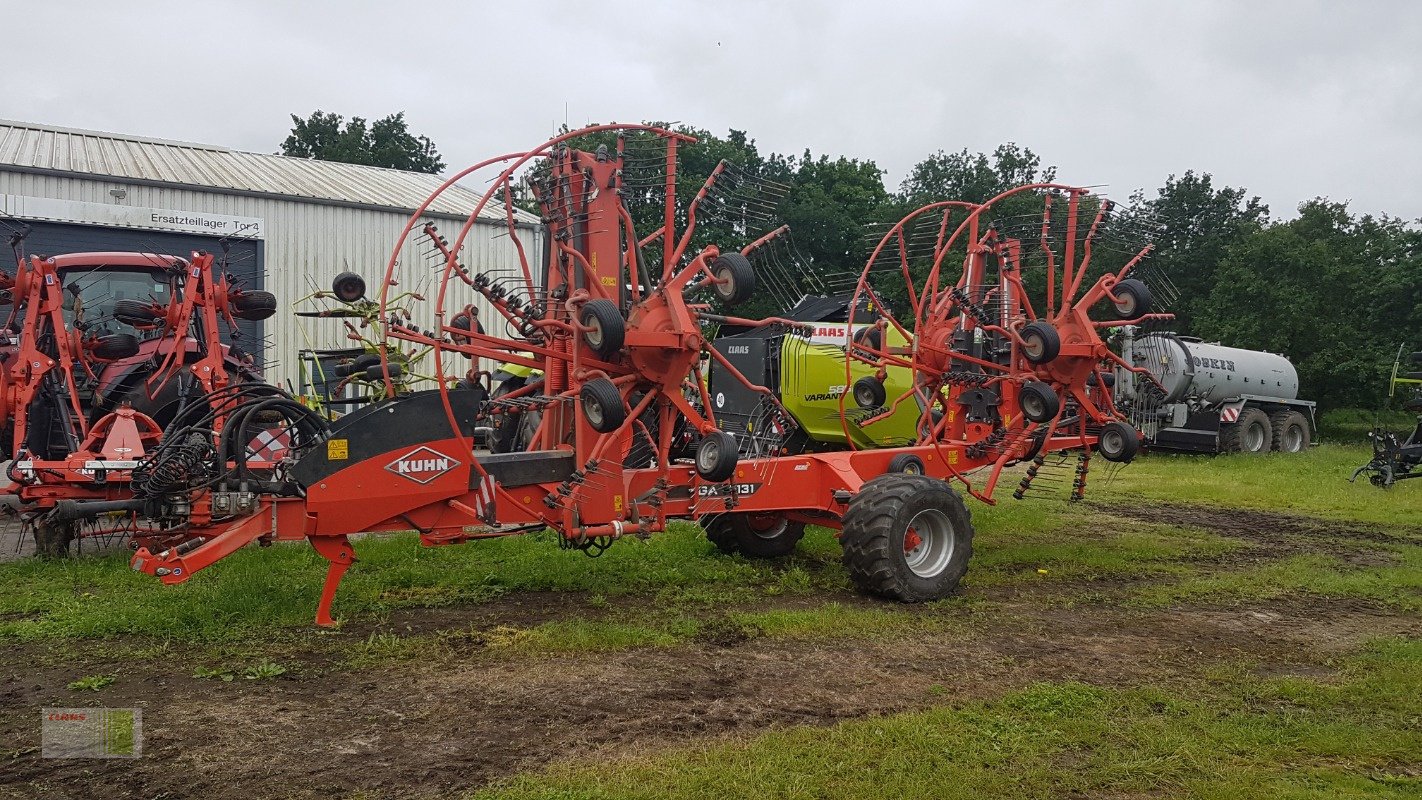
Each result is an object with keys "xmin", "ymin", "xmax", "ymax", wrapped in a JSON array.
[{"xmin": 0, "ymin": 119, "xmax": 539, "ymax": 223}]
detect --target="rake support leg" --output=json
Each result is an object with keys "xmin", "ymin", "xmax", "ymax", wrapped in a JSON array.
[{"xmin": 310, "ymin": 535, "xmax": 355, "ymax": 627}]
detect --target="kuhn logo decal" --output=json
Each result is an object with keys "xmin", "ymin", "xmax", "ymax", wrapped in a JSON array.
[{"xmin": 385, "ymin": 446, "xmax": 459, "ymax": 485}]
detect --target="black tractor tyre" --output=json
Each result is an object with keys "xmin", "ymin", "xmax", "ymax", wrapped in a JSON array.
[
  {"xmin": 1111, "ymin": 278, "xmax": 1152, "ymax": 319},
  {"xmin": 887, "ymin": 453, "xmax": 926, "ymax": 475},
  {"xmin": 91, "ymin": 333, "xmax": 140, "ymax": 361},
  {"xmin": 580, "ymin": 377, "xmax": 626, "ymax": 434},
  {"xmin": 840, "ymin": 473, "xmax": 974, "ymax": 602},
  {"xmin": 1018, "ymin": 381, "xmax": 1060, "ymax": 423},
  {"xmin": 1220, "ymin": 407, "xmax": 1272, "ymax": 455},
  {"xmin": 853, "ymin": 376, "xmax": 887, "ymax": 410},
  {"xmin": 1269, "ymin": 410, "xmax": 1310, "ymax": 453},
  {"xmin": 704, "ymin": 513, "xmax": 806, "ymax": 558},
  {"xmin": 695, "ymin": 431, "xmax": 739, "ymax": 482},
  {"xmin": 32, "ymin": 520, "xmax": 76, "ymax": 559},
  {"xmin": 1019, "ymin": 321, "xmax": 1061, "ymax": 364},
  {"xmin": 332, "ymin": 271, "xmax": 367, "ymax": 303},
  {"xmin": 578, "ymin": 299, "xmax": 626, "ymax": 360},
  {"xmin": 112, "ymin": 298, "xmax": 162, "ymax": 327},
  {"xmin": 1097, "ymin": 421, "xmax": 1140, "ymax": 463},
  {"xmin": 710, "ymin": 252, "xmax": 756, "ymax": 307},
  {"xmin": 232, "ymin": 290, "xmax": 278, "ymax": 321}
]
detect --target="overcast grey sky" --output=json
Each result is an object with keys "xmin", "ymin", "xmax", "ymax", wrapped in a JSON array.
[{"xmin": 6, "ymin": 1, "xmax": 1420, "ymax": 219}]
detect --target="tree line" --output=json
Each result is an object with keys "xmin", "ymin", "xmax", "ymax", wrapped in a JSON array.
[{"xmin": 283, "ymin": 112, "xmax": 1421, "ymax": 411}]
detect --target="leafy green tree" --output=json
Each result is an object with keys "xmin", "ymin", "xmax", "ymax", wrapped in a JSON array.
[
  {"xmin": 281, "ymin": 111, "xmax": 445, "ymax": 173},
  {"xmin": 1143, "ymin": 171, "xmax": 1269, "ymax": 331},
  {"xmin": 899, "ymin": 143, "xmax": 1055, "ymax": 206},
  {"xmin": 1201, "ymin": 200, "xmax": 1422, "ymax": 408}
]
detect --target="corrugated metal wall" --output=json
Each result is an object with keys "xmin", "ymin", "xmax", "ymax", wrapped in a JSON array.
[{"xmin": 0, "ymin": 170, "xmax": 545, "ymax": 391}]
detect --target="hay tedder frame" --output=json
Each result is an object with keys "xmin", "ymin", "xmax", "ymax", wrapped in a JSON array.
[{"xmin": 111, "ymin": 125, "xmax": 1167, "ymax": 624}]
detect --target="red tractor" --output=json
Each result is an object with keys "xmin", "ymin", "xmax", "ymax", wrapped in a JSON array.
[
  {"xmin": 116, "ymin": 124, "xmax": 1166, "ymax": 624},
  {"xmin": 0, "ymin": 249, "xmax": 277, "ymax": 554}
]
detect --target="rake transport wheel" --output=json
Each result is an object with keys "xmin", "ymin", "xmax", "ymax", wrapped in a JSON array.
[
  {"xmin": 1270, "ymin": 410, "xmax": 1310, "ymax": 453},
  {"xmin": 704, "ymin": 512, "xmax": 806, "ymax": 557},
  {"xmin": 710, "ymin": 252, "xmax": 757, "ymax": 306},
  {"xmin": 840, "ymin": 473, "xmax": 974, "ymax": 602},
  {"xmin": 1221, "ymin": 407, "xmax": 1272, "ymax": 454}
]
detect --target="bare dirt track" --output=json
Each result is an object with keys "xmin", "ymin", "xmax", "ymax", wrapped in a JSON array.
[{"xmin": 1, "ymin": 504, "xmax": 1418, "ymax": 800}]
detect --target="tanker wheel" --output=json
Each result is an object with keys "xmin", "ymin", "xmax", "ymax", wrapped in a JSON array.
[
  {"xmin": 1270, "ymin": 411, "xmax": 1310, "ymax": 453},
  {"xmin": 1221, "ymin": 408, "xmax": 1271, "ymax": 454},
  {"xmin": 32, "ymin": 520, "xmax": 76, "ymax": 559},
  {"xmin": 840, "ymin": 473, "xmax": 974, "ymax": 602},
  {"xmin": 704, "ymin": 513, "xmax": 806, "ymax": 557}
]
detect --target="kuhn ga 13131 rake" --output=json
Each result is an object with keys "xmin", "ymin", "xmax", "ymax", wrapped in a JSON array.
[{"xmin": 125, "ymin": 124, "xmax": 1166, "ymax": 624}]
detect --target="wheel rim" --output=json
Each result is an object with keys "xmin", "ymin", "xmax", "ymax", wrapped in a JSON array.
[
  {"xmin": 1023, "ymin": 392, "xmax": 1046, "ymax": 421},
  {"xmin": 902, "ymin": 508, "xmax": 956, "ymax": 579},
  {"xmin": 717, "ymin": 267, "xmax": 735, "ymax": 300},
  {"xmin": 1285, "ymin": 426, "xmax": 1303, "ymax": 452},
  {"xmin": 585, "ymin": 317, "xmax": 603, "ymax": 348},
  {"xmin": 1115, "ymin": 297, "xmax": 1136, "ymax": 317},
  {"xmin": 748, "ymin": 515, "xmax": 786, "ymax": 540},
  {"xmin": 1023, "ymin": 334, "xmax": 1043, "ymax": 360},
  {"xmin": 698, "ymin": 437, "xmax": 721, "ymax": 472},
  {"xmin": 584, "ymin": 397, "xmax": 604, "ymax": 428},
  {"xmin": 1101, "ymin": 429, "xmax": 1124, "ymax": 457},
  {"xmin": 1245, "ymin": 423, "xmax": 1265, "ymax": 451},
  {"xmin": 855, "ymin": 385, "xmax": 874, "ymax": 407}
]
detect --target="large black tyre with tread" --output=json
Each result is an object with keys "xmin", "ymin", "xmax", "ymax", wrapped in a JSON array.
[
  {"xmin": 704, "ymin": 513, "xmax": 806, "ymax": 558},
  {"xmin": 1220, "ymin": 407, "xmax": 1271, "ymax": 454},
  {"xmin": 1269, "ymin": 410, "xmax": 1310, "ymax": 453},
  {"xmin": 840, "ymin": 473, "xmax": 974, "ymax": 603}
]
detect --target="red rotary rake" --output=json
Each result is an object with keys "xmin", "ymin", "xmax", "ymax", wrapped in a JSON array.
[
  {"xmin": 125, "ymin": 124, "xmax": 1166, "ymax": 623},
  {"xmin": 1, "ymin": 250, "xmax": 277, "ymax": 554}
]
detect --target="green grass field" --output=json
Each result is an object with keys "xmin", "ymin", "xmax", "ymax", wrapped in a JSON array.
[{"xmin": 1, "ymin": 444, "xmax": 1418, "ymax": 799}]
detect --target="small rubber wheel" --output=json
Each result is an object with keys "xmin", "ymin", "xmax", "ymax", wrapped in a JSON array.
[
  {"xmin": 710, "ymin": 252, "xmax": 756, "ymax": 306},
  {"xmin": 852, "ymin": 326, "xmax": 883, "ymax": 350},
  {"xmin": 1270, "ymin": 410, "xmax": 1310, "ymax": 453},
  {"xmin": 840, "ymin": 473, "xmax": 974, "ymax": 602},
  {"xmin": 332, "ymin": 271, "xmax": 367, "ymax": 303},
  {"xmin": 450, "ymin": 310, "xmax": 483, "ymax": 339},
  {"xmin": 578, "ymin": 299, "xmax": 626, "ymax": 360},
  {"xmin": 853, "ymin": 376, "xmax": 887, "ymax": 409},
  {"xmin": 91, "ymin": 333, "xmax": 139, "ymax": 360},
  {"xmin": 887, "ymin": 453, "xmax": 926, "ymax": 475},
  {"xmin": 695, "ymin": 431, "xmax": 739, "ymax": 481},
  {"xmin": 363, "ymin": 362, "xmax": 403, "ymax": 381},
  {"xmin": 232, "ymin": 290, "xmax": 278, "ymax": 321},
  {"xmin": 1019, "ymin": 321, "xmax": 1061, "ymax": 364},
  {"xmin": 1111, "ymin": 278, "xmax": 1152, "ymax": 319},
  {"xmin": 580, "ymin": 377, "xmax": 626, "ymax": 433},
  {"xmin": 112, "ymin": 298, "xmax": 162, "ymax": 327},
  {"xmin": 704, "ymin": 513, "xmax": 805, "ymax": 557},
  {"xmin": 1018, "ymin": 381, "xmax": 1060, "ymax": 423},
  {"xmin": 1097, "ymin": 421, "xmax": 1140, "ymax": 463}
]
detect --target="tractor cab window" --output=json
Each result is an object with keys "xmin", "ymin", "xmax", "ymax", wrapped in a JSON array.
[{"xmin": 59, "ymin": 267, "xmax": 173, "ymax": 334}]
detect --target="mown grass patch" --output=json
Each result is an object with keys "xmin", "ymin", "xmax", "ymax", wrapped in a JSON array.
[
  {"xmin": 469, "ymin": 637, "xmax": 1422, "ymax": 800},
  {"xmin": 1098, "ymin": 444, "xmax": 1420, "ymax": 527},
  {"xmin": 1134, "ymin": 546, "xmax": 1422, "ymax": 612}
]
